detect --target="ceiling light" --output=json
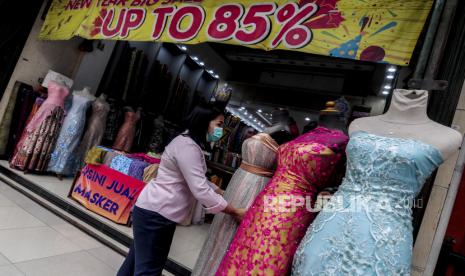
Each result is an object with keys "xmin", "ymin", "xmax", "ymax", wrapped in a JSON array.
[
  {"xmin": 388, "ymin": 67, "xmax": 396, "ymax": 72},
  {"xmin": 207, "ymin": 70, "xmax": 214, "ymax": 74},
  {"xmin": 258, "ymin": 109, "xmax": 262, "ymax": 113},
  {"xmin": 199, "ymin": 62, "xmax": 205, "ymax": 66},
  {"xmin": 305, "ymin": 117, "xmax": 310, "ymax": 121},
  {"xmin": 254, "ymin": 119, "xmax": 257, "ymax": 122},
  {"xmin": 214, "ymin": 74, "xmax": 219, "ymax": 79},
  {"xmin": 384, "ymin": 85, "xmax": 391, "ymax": 89},
  {"xmin": 180, "ymin": 45, "xmax": 187, "ymax": 51},
  {"xmin": 382, "ymin": 91, "xmax": 390, "ymax": 95},
  {"xmin": 387, "ymin": 75, "xmax": 394, "ymax": 79},
  {"xmin": 249, "ymin": 115, "xmax": 253, "ymax": 119},
  {"xmin": 193, "ymin": 56, "xmax": 199, "ymax": 61}
]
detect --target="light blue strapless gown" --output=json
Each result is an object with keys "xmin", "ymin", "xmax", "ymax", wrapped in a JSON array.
[{"xmin": 292, "ymin": 131, "xmax": 444, "ymax": 276}]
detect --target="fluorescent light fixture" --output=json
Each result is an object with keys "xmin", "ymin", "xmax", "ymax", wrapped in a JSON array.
[
  {"xmin": 249, "ymin": 115, "xmax": 253, "ymax": 119},
  {"xmin": 193, "ymin": 56, "xmax": 199, "ymax": 61},
  {"xmin": 387, "ymin": 75, "xmax": 394, "ymax": 79},
  {"xmin": 305, "ymin": 117, "xmax": 310, "ymax": 121},
  {"xmin": 244, "ymin": 111, "xmax": 248, "ymax": 115},
  {"xmin": 214, "ymin": 75, "xmax": 219, "ymax": 79},
  {"xmin": 384, "ymin": 85, "xmax": 391, "ymax": 89},
  {"xmin": 388, "ymin": 67, "xmax": 396, "ymax": 72},
  {"xmin": 254, "ymin": 119, "xmax": 257, "ymax": 122},
  {"xmin": 207, "ymin": 70, "xmax": 214, "ymax": 74},
  {"xmin": 382, "ymin": 91, "xmax": 390, "ymax": 95},
  {"xmin": 180, "ymin": 45, "xmax": 187, "ymax": 51},
  {"xmin": 258, "ymin": 109, "xmax": 262, "ymax": 113},
  {"xmin": 199, "ymin": 62, "xmax": 205, "ymax": 66}
]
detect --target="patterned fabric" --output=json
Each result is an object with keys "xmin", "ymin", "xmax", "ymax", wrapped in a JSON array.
[
  {"xmin": 193, "ymin": 134, "xmax": 279, "ymax": 276},
  {"xmin": 110, "ymin": 155, "xmax": 132, "ymax": 175},
  {"xmin": 48, "ymin": 94, "xmax": 92, "ymax": 175},
  {"xmin": 84, "ymin": 146, "xmax": 107, "ymax": 165},
  {"xmin": 217, "ymin": 127, "xmax": 348, "ymax": 275},
  {"xmin": 10, "ymin": 82, "xmax": 69, "ymax": 172},
  {"xmin": 143, "ymin": 163, "xmax": 160, "ymax": 183},
  {"xmin": 128, "ymin": 159, "xmax": 150, "ymax": 181},
  {"xmin": 292, "ymin": 131, "xmax": 444, "ymax": 276},
  {"xmin": 113, "ymin": 109, "xmax": 141, "ymax": 152},
  {"xmin": 102, "ymin": 100, "xmax": 122, "ymax": 146},
  {"xmin": 78, "ymin": 98, "xmax": 110, "ymax": 167}
]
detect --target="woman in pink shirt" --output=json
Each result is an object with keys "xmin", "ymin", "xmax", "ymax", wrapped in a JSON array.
[{"xmin": 117, "ymin": 105, "xmax": 245, "ymax": 276}]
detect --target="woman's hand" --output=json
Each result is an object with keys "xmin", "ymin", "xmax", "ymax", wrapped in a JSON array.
[
  {"xmin": 214, "ymin": 188, "xmax": 225, "ymax": 196},
  {"xmin": 224, "ymin": 205, "xmax": 247, "ymax": 222},
  {"xmin": 233, "ymin": 208, "xmax": 246, "ymax": 222}
]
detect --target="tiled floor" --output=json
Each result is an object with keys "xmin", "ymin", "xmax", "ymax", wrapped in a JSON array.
[
  {"xmin": 0, "ymin": 161, "xmax": 211, "ymax": 271},
  {"xmin": 0, "ymin": 180, "xmax": 123, "ymax": 276}
]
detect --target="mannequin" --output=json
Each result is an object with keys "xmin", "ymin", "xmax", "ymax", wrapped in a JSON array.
[
  {"xmin": 74, "ymin": 87, "xmax": 96, "ymax": 101},
  {"xmin": 318, "ymin": 101, "xmax": 347, "ymax": 132},
  {"xmin": 349, "ymin": 89, "xmax": 462, "ymax": 160},
  {"xmin": 264, "ymin": 109, "xmax": 293, "ymax": 144}
]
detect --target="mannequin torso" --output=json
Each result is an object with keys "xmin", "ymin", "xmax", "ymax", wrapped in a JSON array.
[
  {"xmin": 349, "ymin": 89, "xmax": 462, "ymax": 160},
  {"xmin": 74, "ymin": 87, "xmax": 96, "ymax": 101}
]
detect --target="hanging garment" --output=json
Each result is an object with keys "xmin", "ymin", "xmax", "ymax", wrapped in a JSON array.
[
  {"xmin": 10, "ymin": 81, "xmax": 69, "ymax": 172},
  {"xmin": 25, "ymin": 97, "xmax": 45, "ymax": 125},
  {"xmin": 192, "ymin": 133, "xmax": 279, "ymax": 276},
  {"xmin": 78, "ymin": 98, "xmax": 110, "ymax": 167},
  {"xmin": 48, "ymin": 94, "xmax": 93, "ymax": 175},
  {"xmin": 292, "ymin": 131, "xmax": 444, "ymax": 276},
  {"xmin": 0, "ymin": 82, "xmax": 36, "ymax": 158},
  {"xmin": 102, "ymin": 99, "xmax": 123, "ymax": 146},
  {"xmin": 217, "ymin": 127, "xmax": 348, "ymax": 275},
  {"xmin": 113, "ymin": 110, "xmax": 140, "ymax": 152}
]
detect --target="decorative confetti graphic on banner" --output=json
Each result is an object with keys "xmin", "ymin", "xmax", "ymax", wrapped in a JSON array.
[{"xmin": 40, "ymin": 0, "xmax": 433, "ymax": 65}]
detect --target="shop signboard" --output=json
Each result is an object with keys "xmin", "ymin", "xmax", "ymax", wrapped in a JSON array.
[
  {"xmin": 69, "ymin": 164, "xmax": 145, "ymax": 225},
  {"xmin": 40, "ymin": 0, "xmax": 433, "ymax": 65}
]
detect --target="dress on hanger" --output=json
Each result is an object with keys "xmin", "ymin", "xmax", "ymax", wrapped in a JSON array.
[
  {"xmin": 48, "ymin": 94, "xmax": 93, "ymax": 175},
  {"xmin": 217, "ymin": 127, "xmax": 348, "ymax": 275},
  {"xmin": 10, "ymin": 81, "xmax": 69, "ymax": 172},
  {"xmin": 113, "ymin": 109, "xmax": 140, "ymax": 152},
  {"xmin": 78, "ymin": 97, "xmax": 110, "ymax": 167},
  {"xmin": 292, "ymin": 131, "xmax": 444, "ymax": 275},
  {"xmin": 192, "ymin": 133, "xmax": 279, "ymax": 276}
]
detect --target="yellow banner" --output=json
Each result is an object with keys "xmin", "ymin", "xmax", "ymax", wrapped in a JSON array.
[{"xmin": 40, "ymin": 0, "xmax": 433, "ymax": 65}]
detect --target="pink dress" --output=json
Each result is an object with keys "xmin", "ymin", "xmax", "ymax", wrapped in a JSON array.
[
  {"xmin": 10, "ymin": 81, "xmax": 69, "ymax": 172},
  {"xmin": 217, "ymin": 127, "xmax": 349, "ymax": 276}
]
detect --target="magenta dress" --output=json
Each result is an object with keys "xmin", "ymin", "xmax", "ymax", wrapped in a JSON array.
[{"xmin": 217, "ymin": 127, "xmax": 349, "ymax": 276}]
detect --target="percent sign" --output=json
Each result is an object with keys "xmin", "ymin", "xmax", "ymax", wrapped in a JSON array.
[{"xmin": 271, "ymin": 3, "xmax": 318, "ymax": 49}]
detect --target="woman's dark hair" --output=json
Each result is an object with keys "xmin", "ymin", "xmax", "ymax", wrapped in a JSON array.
[{"xmin": 183, "ymin": 104, "xmax": 224, "ymax": 150}]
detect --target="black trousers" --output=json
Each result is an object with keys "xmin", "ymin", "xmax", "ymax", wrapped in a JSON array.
[{"xmin": 117, "ymin": 206, "xmax": 176, "ymax": 276}]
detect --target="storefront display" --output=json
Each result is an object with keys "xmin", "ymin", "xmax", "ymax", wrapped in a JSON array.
[{"xmin": 292, "ymin": 89, "xmax": 462, "ymax": 275}]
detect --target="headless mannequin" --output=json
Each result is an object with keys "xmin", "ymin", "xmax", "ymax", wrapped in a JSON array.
[
  {"xmin": 98, "ymin": 93, "xmax": 107, "ymax": 101},
  {"xmin": 264, "ymin": 109, "xmax": 293, "ymax": 145},
  {"xmin": 349, "ymin": 89, "xmax": 462, "ymax": 160},
  {"xmin": 74, "ymin": 87, "xmax": 96, "ymax": 101}
]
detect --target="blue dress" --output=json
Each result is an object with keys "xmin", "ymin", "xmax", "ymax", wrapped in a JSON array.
[
  {"xmin": 48, "ymin": 94, "xmax": 92, "ymax": 175},
  {"xmin": 292, "ymin": 131, "xmax": 444, "ymax": 276}
]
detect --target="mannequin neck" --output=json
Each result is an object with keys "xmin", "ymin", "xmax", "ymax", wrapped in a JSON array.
[{"xmin": 381, "ymin": 89, "xmax": 430, "ymax": 125}]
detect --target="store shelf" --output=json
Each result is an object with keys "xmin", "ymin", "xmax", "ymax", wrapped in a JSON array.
[{"xmin": 206, "ymin": 161, "xmax": 236, "ymax": 175}]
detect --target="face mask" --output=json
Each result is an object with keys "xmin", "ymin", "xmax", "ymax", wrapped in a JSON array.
[{"xmin": 207, "ymin": 127, "xmax": 223, "ymax": 142}]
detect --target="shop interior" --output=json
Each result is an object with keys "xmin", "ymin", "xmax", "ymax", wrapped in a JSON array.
[{"xmin": 0, "ymin": 39, "xmax": 404, "ymax": 272}]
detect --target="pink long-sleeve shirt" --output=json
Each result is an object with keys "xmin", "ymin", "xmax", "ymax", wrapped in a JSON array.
[{"xmin": 136, "ymin": 135, "xmax": 228, "ymax": 223}]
